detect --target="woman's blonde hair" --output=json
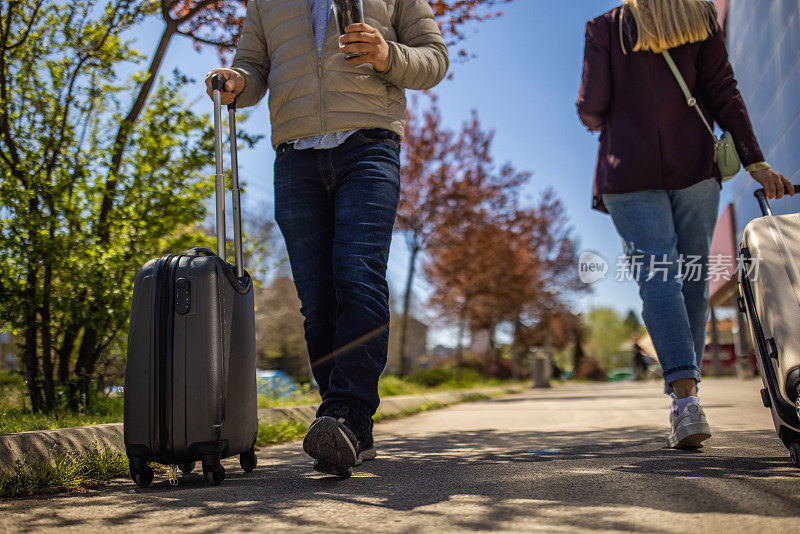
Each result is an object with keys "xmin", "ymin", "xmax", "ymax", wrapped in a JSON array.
[{"xmin": 622, "ymin": 0, "xmax": 718, "ymax": 53}]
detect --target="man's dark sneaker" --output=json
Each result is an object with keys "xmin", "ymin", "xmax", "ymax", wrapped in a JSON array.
[
  {"xmin": 354, "ymin": 418, "xmax": 376, "ymax": 466},
  {"xmin": 303, "ymin": 415, "xmax": 358, "ymax": 477},
  {"xmin": 303, "ymin": 407, "xmax": 376, "ymax": 477},
  {"xmin": 355, "ymin": 446, "xmax": 377, "ymax": 465}
]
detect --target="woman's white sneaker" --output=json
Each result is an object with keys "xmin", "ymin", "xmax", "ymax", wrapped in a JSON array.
[{"xmin": 668, "ymin": 398, "xmax": 711, "ymax": 448}]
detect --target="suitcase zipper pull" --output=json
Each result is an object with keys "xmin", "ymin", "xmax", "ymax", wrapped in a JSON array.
[{"xmin": 168, "ymin": 464, "xmax": 179, "ymax": 486}]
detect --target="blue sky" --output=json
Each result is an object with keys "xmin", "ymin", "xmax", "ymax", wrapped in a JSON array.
[{"xmin": 131, "ymin": 0, "xmax": 642, "ymax": 345}]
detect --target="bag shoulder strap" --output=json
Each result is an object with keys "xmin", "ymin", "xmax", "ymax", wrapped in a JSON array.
[
  {"xmin": 662, "ymin": 50, "xmax": 717, "ymax": 140},
  {"xmin": 661, "ymin": 50, "xmax": 695, "ymax": 105}
]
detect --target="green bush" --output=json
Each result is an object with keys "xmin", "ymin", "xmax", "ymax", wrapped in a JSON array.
[
  {"xmin": 0, "ymin": 370, "xmax": 24, "ymax": 389},
  {"xmin": 86, "ymin": 392, "xmax": 124, "ymax": 417},
  {"xmin": 405, "ymin": 368, "xmax": 457, "ymax": 387},
  {"xmin": 405, "ymin": 368, "xmax": 483, "ymax": 388},
  {"xmin": 378, "ymin": 375, "xmax": 422, "ymax": 397},
  {"xmin": 453, "ymin": 368, "xmax": 483, "ymax": 386},
  {"xmin": 0, "ymin": 370, "xmax": 27, "ymax": 411},
  {"xmin": 0, "ymin": 386, "xmax": 125, "ymax": 435}
]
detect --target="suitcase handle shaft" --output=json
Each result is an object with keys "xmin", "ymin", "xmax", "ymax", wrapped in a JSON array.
[
  {"xmin": 210, "ymin": 74, "xmax": 245, "ymax": 278},
  {"xmin": 754, "ymin": 184, "xmax": 800, "ymax": 217}
]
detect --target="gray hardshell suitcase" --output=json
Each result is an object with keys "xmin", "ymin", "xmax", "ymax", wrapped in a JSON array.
[
  {"xmin": 738, "ymin": 186, "xmax": 800, "ymax": 468},
  {"xmin": 124, "ymin": 75, "xmax": 258, "ymax": 487}
]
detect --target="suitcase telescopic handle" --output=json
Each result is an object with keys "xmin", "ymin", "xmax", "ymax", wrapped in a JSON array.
[
  {"xmin": 210, "ymin": 74, "xmax": 245, "ymax": 279},
  {"xmin": 754, "ymin": 185, "xmax": 800, "ymax": 217}
]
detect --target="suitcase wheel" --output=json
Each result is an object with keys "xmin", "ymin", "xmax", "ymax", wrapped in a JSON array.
[
  {"xmin": 789, "ymin": 443, "xmax": 800, "ymax": 469},
  {"xmin": 129, "ymin": 460, "xmax": 154, "ymax": 488},
  {"xmin": 202, "ymin": 456, "xmax": 225, "ymax": 486},
  {"xmin": 240, "ymin": 448, "xmax": 257, "ymax": 473},
  {"xmin": 180, "ymin": 461, "xmax": 196, "ymax": 475}
]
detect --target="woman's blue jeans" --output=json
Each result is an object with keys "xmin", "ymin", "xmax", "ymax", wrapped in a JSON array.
[
  {"xmin": 273, "ymin": 130, "xmax": 401, "ymax": 436},
  {"xmin": 602, "ymin": 178, "xmax": 721, "ymax": 394}
]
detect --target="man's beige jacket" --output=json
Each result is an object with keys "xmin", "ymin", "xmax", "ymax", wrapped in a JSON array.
[{"xmin": 231, "ymin": 0, "xmax": 448, "ymax": 148}]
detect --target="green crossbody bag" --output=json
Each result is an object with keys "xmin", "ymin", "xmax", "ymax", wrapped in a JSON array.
[{"xmin": 662, "ymin": 50, "xmax": 742, "ymax": 181}]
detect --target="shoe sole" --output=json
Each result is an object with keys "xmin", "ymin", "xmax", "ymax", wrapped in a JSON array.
[
  {"xmin": 668, "ymin": 421, "xmax": 712, "ymax": 449},
  {"xmin": 303, "ymin": 417, "xmax": 358, "ymax": 477},
  {"xmin": 355, "ymin": 447, "xmax": 377, "ymax": 466}
]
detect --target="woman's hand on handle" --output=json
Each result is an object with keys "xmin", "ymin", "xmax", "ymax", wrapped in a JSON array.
[
  {"xmin": 752, "ymin": 168, "xmax": 794, "ymax": 199},
  {"xmin": 204, "ymin": 68, "xmax": 245, "ymax": 105}
]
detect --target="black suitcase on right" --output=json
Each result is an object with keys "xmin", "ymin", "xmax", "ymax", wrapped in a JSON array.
[{"xmin": 123, "ymin": 76, "xmax": 258, "ymax": 487}]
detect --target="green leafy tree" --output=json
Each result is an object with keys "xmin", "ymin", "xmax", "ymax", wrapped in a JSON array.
[
  {"xmin": 0, "ymin": 0, "xmax": 148, "ymax": 411},
  {"xmin": 622, "ymin": 309, "xmax": 643, "ymax": 338},
  {"xmin": 64, "ymin": 73, "xmax": 219, "ymax": 408},
  {"xmin": 0, "ymin": 0, "xmax": 223, "ymax": 411},
  {"xmin": 585, "ymin": 307, "xmax": 631, "ymax": 371}
]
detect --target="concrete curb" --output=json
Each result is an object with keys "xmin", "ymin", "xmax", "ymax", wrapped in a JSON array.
[{"xmin": 0, "ymin": 386, "xmax": 520, "ymax": 477}]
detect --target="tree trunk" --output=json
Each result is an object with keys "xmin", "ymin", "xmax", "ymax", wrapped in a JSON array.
[
  {"xmin": 487, "ymin": 324, "xmax": 497, "ymax": 379},
  {"xmin": 511, "ymin": 317, "xmax": 522, "ymax": 380},
  {"xmin": 455, "ymin": 304, "xmax": 467, "ymax": 382},
  {"xmin": 71, "ymin": 327, "xmax": 99, "ymax": 411},
  {"xmin": 57, "ymin": 321, "xmax": 79, "ymax": 385},
  {"xmin": 40, "ymin": 262, "xmax": 55, "ymax": 411},
  {"xmin": 398, "ymin": 244, "xmax": 420, "ymax": 377},
  {"xmin": 572, "ymin": 328, "xmax": 585, "ymax": 370},
  {"xmin": 24, "ymin": 265, "xmax": 42, "ymax": 413}
]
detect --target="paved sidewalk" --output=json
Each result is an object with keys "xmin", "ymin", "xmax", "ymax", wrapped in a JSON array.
[
  {"xmin": 1, "ymin": 379, "xmax": 799, "ymax": 533},
  {"xmin": 0, "ymin": 386, "xmax": 516, "ymax": 476}
]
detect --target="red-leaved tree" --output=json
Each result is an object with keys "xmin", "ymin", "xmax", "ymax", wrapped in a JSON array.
[
  {"xmin": 424, "ymin": 191, "xmax": 588, "ymax": 378},
  {"xmin": 396, "ymin": 97, "xmax": 528, "ymax": 375}
]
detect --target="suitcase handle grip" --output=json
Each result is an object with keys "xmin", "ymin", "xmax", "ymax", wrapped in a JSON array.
[
  {"xmin": 754, "ymin": 185, "xmax": 800, "ymax": 216},
  {"xmin": 184, "ymin": 247, "xmax": 252, "ymax": 295},
  {"xmin": 210, "ymin": 73, "xmax": 226, "ymax": 92},
  {"xmin": 185, "ymin": 247, "xmax": 216, "ymax": 257}
]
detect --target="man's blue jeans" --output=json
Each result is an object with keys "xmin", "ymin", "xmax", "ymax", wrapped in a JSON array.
[
  {"xmin": 274, "ymin": 129, "xmax": 401, "ymax": 437},
  {"xmin": 602, "ymin": 178, "xmax": 721, "ymax": 393}
]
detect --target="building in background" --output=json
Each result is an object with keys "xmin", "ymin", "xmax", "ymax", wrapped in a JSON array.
[
  {"xmin": 721, "ymin": 0, "xmax": 800, "ymax": 230},
  {"xmin": 707, "ymin": 0, "xmax": 799, "ymax": 373},
  {"xmin": 386, "ymin": 316, "xmax": 429, "ymax": 375}
]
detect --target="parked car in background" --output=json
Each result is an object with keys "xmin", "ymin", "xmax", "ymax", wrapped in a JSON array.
[
  {"xmin": 256, "ymin": 369, "xmax": 299, "ymax": 397},
  {"xmin": 607, "ymin": 368, "xmax": 635, "ymax": 382}
]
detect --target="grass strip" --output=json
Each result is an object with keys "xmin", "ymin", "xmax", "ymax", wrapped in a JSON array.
[
  {"xmin": 372, "ymin": 393, "xmax": 492, "ymax": 423},
  {"xmin": 0, "ymin": 447, "xmax": 128, "ymax": 498},
  {"xmin": 0, "ymin": 420, "xmax": 307, "ymax": 498},
  {"xmin": 0, "ymin": 389, "xmax": 512, "ymax": 497},
  {"xmin": 374, "ymin": 401, "xmax": 447, "ymax": 423},
  {"xmin": 255, "ymin": 419, "xmax": 308, "ymax": 447},
  {"xmin": 0, "ymin": 412, "xmax": 123, "ymax": 435}
]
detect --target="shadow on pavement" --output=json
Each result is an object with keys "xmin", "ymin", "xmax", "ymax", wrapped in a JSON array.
[{"xmin": 3, "ymin": 424, "xmax": 798, "ymax": 532}]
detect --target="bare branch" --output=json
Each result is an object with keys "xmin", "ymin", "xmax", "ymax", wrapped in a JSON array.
[
  {"xmin": 176, "ymin": 28, "xmax": 235, "ymax": 48},
  {"xmin": 175, "ymin": 0, "xmax": 216, "ymax": 24},
  {"xmin": 5, "ymin": 0, "xmax": 44, "ymax": 50}
]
